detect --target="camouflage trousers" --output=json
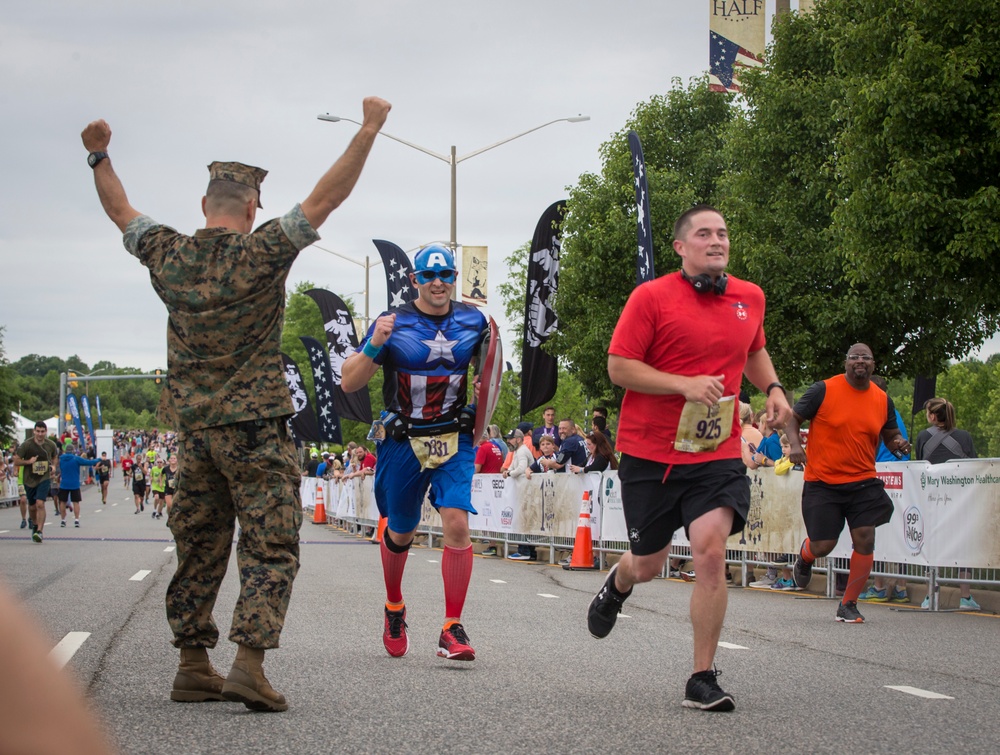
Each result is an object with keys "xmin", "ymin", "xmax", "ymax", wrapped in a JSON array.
[{"xmin": 167, "ymin": 418, "xmax": 302, "ymax": 650}]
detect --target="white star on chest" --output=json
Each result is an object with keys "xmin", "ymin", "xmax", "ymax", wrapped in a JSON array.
[{"xmin": 422, "ymin": 330, "xmax": 458, "ymax": 364}]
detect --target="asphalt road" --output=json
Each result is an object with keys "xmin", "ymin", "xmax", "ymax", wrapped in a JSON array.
[{"xmin": 1, "ymin": 482, "xmax": 997, "ymax": 755}]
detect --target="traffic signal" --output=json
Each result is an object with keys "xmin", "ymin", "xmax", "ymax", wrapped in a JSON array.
[
  {"xmin": 154, "ymin": 368, "xmax": 163, "ymax": 385},
  {"xmin": 68, "ymin": 372, "xmax": 78, "ymax": 388}
]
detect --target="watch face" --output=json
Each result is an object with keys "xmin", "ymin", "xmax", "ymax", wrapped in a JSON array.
[{"xmin": 88, "ymin": 152, "xmax": 105, "ymax": 167}]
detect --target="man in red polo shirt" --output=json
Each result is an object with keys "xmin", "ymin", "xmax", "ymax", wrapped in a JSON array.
[
  {"xmin": 785, "ymin": 343, "xmax": 910, "ymax": 623},
  {"xmin": 587, "ymin": 204, "xmax": 791, "ymax": 712}
]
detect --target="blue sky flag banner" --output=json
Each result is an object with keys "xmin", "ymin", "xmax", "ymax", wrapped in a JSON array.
[
  {"xmin": 67, "ymin": 393, "xmax": 87, "ymax": 451},
  {"xmin": 709, "ymin": 0, "xmax": 765, "ymax": 93},
  {"xmin": 628, "ymin": 130, "xmax": 655, "ymax": 286},
  {"xmin": 95, "ymin": 395, "xmax": 103, "ymax": 429},
  {"xmin": 80, "ymin": 395, "xmax": 96, "ymax": 449},
  {"xmin": 300, "ymin": 336, "xmax": 344, "ymax": 445},
  {"xmin": 373, "ymin": 239, "xmax": 418, "ymax": 309}
]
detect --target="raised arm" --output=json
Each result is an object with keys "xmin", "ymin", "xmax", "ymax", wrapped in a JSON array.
[
  {"xmin": 81, "ymin": 120, "xmax": 142, "ymax": 233},
  {"xmin": 300, "ymin": 96, "xmax": 392, "ymax": 230}
]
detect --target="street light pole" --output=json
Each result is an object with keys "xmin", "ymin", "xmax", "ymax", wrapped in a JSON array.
[{"xmin": 317, "ymin": 114, "xmax": 590, "ymax": 252}]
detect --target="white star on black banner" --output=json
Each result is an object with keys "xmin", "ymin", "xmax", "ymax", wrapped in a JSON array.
[{"xmin": 628, "ymin": 130, "xmax": 655, "ymax": 286}]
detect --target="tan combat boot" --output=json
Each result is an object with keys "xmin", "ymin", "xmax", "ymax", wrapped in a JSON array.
[
  {"xmin": 221, "ymin": 645, "xmax": 288, "ymax": 712},
  {"xmin": 170, "ymin": 647, "xmax": 226, "ymax": 702}
]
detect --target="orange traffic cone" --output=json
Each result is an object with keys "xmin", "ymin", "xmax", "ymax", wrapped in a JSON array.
[
  {"xmin": 311, "ymin": 483, "xmax": 326, "ymax": 525},
  {"xmin": 371, "ymin": 516, "xmax": 388, "ymax": 543},
  {"xmin": 563, "ymin": 490, "xmax": 598, "ymax": 570}
]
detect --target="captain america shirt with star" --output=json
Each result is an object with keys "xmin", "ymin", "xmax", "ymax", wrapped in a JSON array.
[{"xmin": 359, "ymin": 300, "xmax": 488, "ymax": 422}]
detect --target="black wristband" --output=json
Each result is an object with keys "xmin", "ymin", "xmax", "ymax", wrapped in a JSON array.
[{"xmin": 765, "ymin": 382, "xmax": 784, "ymax": 396}]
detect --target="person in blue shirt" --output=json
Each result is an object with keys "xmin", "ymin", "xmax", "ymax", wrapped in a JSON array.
[
  {"xmin": 342, "ymin": 243, "xmax": 487, "ymax": 664},
  {"xmin": 58, "ymin": 441, "xmax": 99, "ymax": 528}
]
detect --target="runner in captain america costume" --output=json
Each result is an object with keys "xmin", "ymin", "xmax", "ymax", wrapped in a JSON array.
[{"xmin": 341, "ymin": 243, "xmax": 488, "ymax": 662}]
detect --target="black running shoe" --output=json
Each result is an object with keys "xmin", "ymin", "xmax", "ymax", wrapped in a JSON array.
[
  {"xmin": 682, "ymin": 668, "xmax": 736, "ymax": 712},
  {"xmin": 792, "ymin": 553, "xmax": 812, "ymax": 590},
  {"xmin": 836, "ymin": 601, "xmax": 865, "ymax": 623},
  {"xmin": 587, "ymin": 563, "xmax": 632, "ymax": 639}
]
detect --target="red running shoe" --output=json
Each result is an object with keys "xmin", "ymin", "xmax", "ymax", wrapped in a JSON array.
[
  {"xmin": 383, "ymin": 607, "xmax": 409, "ymax": 657},
  {"xmin": 437, "ymin": 623, "xmax": 475, "ymax": 661}
]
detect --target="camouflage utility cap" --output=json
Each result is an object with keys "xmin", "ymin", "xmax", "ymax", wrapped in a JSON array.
[{"xmin": 207, "ymin": 161, "xmax": 267, "ymax": 208}]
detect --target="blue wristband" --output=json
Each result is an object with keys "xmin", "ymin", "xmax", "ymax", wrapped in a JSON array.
[{"xmin": 362, "ymin": 340, "xmax": 382, "ymax": 359}]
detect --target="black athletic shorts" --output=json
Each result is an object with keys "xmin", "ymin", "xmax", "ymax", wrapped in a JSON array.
[
  {"xmin": 132, "ymin": 481, "xmax": 146, "ymax": 495},
  {"xmin": 57, "ymin": 488, "xmax": 82, "ymax": 504},
  {"xmin": 619, "ymin": 454, "xmax": 750, "ymax": 556},
  {"xmin": 800, "ymin": 478, "xmax": 893, "ymax": 541}
]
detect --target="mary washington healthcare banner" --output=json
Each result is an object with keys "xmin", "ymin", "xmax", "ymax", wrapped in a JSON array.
[
  {"xmin": 281, "ymin": 352, "xmax": 321, "ymax": 445},
  {"xmin": 300, "ymin": 336, "xmax": 344, "ymax": 444},
  {"xmin": 628, "ymin": 130, "xmax": 655, "ymax": 286},
  {"xmin": 305, "ymin": 289, "xmax": 373, "ymax": 425},
  {"xmin": 520, "ymin": 201, "xmax": 565, "ymax": 416},
  {"xmin": 373, "ymin": 239, "xmax": 417, "ymax": 309},
  {"xmin": 709, "ymin": 0, "xmax": 765, "ymax": 93}
]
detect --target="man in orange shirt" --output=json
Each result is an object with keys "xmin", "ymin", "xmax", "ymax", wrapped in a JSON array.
[{"xmin": 785, "ymin": 343, "xmax": 910, "ymax": 623}]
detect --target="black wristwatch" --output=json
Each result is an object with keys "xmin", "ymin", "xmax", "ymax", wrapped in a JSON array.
[
  {"xmin": 765, "ymin": 381, "xmax": 785, "ymax": 396},
  {"xmin": 87, "ymin": 151, "xmax": 108, "ymax": 168}
]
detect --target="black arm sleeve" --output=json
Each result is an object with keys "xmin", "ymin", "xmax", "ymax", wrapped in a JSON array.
[{"xmin": 792, "ymin": 381, "xmax": 826, "ymax": 421}]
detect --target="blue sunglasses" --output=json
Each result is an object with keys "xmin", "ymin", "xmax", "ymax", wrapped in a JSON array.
[{"xmin": 415, "ymin": 269, "xmax": 457, "ymax": 283}]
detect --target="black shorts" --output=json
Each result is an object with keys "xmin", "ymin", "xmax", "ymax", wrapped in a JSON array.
[
  {"xmin": 619, "ymin": 454, "xmax": 750, "ymax": 556},
  {"xmin": 24, "ymin": 481, "xmax": 51, "ymax": 505},
  {"xmin": 132, "ymin": 481, "xmax": 146, "ymax": 495},
  {"xmin": 57, "ymin": 488, "xmax": 82, "ymax": 504},
  {"xmin": 800, "ymin": 478, "xmax": 893, "ymax": 541},
  {"xmin": 154, "ymin": 490, "xmax": 166, "ymax": 501}
]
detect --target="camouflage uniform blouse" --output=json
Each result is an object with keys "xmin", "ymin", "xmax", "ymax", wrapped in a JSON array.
[{"xmin": 123, "ymin": 205, "xmax": 319, "ymax": 431}]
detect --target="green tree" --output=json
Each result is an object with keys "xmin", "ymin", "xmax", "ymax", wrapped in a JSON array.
[
  {"xmin": 556, "ymin": 79, "xmax": 736, "ymax": 403},
  {"xmin": 723, "ymin": 1, "xmax": 1000, "ymax": 383},
  {"xmin": 0, "ymin": 328, "xmax": 17, "ymax": 445}
]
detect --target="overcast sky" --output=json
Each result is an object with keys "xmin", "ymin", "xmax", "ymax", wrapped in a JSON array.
[{"xmin": 4, "ymin": 1, "xmax": 992, "ymax": 372}]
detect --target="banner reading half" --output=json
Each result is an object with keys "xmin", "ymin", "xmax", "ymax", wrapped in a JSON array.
[{"xmin": 709, "ymin": 0, "xmax": 766, "ymax": 93}]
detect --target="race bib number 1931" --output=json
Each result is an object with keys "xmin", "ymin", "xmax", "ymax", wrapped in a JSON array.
[
  {"xmin": 410, "ymin": 431, "xmax": 459, "ymax": 471},
  {"xmin": 674, "ymin": 396, "xmax": 735, "ymax": 453}
]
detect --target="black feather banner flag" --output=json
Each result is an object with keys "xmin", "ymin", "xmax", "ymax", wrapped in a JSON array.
[
  {"xmin": 281, "ymin": 352, "xmax": 321, "ymax": 445},
  {"xmin": 373, "ymin": 239, "xmax": 417, "ymax": 309},
  {"xmin": 305, "ymin": 288, "xmax": 373, "ymax": 425},
  {"xmin": 300, "ymin": 336, "xmax": 344, "ymax": 444},
  {"xmin": 628, "ymin": 130, "xmax": 655, "ymax": 286},
  {"xmin": 520, "ymin": 200, "xmax": 565, "ymax": 416}
]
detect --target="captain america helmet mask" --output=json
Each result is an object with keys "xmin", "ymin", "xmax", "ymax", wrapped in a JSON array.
[{"xmin": 412, "ymin": 244, "xmax": 458, "ymax": 283}]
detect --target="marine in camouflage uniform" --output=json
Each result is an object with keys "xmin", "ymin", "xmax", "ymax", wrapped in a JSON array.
[{"xmin": 82, "ymin": 96, "xmax": 392, "ymax": 712}]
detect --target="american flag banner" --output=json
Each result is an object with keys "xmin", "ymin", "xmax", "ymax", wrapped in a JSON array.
[
  {"xmin": 628, "ymin": 130, "xmax": 655, "ymax": 286},
  {"xmin": 520, "ymin": 201, "xmax": 565, "ymax": 416},
  {"xmin": 300, "ymin": 336, "xmax": 344, "ymax": 444},
  {"xmin": 281, "ymin": 352, "xmax": 322, "ymax": 445},
  {"xmin": 373, "ymin": 239, "xmax": 417, "ymax": 309},
  {"xmin": 305, "ymin": 289, "xmax": 374, "ymax": 425},
  {"xmin": 709, "ymin": 0, "xmax": 765, "ymax": 93}
]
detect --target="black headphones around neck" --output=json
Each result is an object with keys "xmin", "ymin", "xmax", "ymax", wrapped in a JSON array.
[{"xmin": 681, "ymin": 268, "xmax": 728, "ymax": 295}]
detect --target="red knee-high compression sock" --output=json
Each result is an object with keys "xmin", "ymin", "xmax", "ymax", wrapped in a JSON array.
[
  {"xmin": 380, "ymin": 535, "xmax": 410, "ymax": 605},
  {"xmin": 442, "ymin": 544, "xmax": 473, "ymax": 623},
  {"xmin": 800, "ymin": 538, "xmax": 817, "ymax": 564},
  {"xmin": 843, "ymin": 552, "xmax": 874, "ymax": 604}
]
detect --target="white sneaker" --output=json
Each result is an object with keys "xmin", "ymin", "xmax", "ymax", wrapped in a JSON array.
[
  {"xmin": 750, "ymin": 572, "xmax": 778, "ymax": 588},
  {"xmin": 74, "ymin": 519, "xmax": 80, "ymax": 528}
]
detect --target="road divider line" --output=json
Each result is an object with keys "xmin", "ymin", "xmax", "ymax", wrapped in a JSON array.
[
  {"xmin": 537, "ymin": 593, "xmax": 559, "ymax": 599},
  {"xmin": 164, "ymin": 546, "xmax": 175, "ymax": 552},
  {"xmin": 718, "ymin": 642, "xmax": 749, "ymax": 650},
  {"xmin": 129, "ymin": 570, "xmax": 152, "ymax": 581},
  {"xmin": 884, "ymin": 685, "xmax": 954, "ymax": 700},
  {"xmin": 49, "ymin": 632, "xmax": 91, "ymax": 670},
  {"xmin": 490, "ymin": 579, "xmax": 506, "ymax": 584}
]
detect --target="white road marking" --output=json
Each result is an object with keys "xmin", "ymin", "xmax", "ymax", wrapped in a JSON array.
[
  {"xmin": 129, "ymin": 570, "xmax": 152, "ymax": 581},
  {"xmin": 49, "ymin": 632, "xmax": 91, "ymax": 670},
  {"xmin": 718, "ymin": 642, "xmax": 749, "ymax": 650},
  {"xmin": 618, "ymin": 614, "xmax": 632, "ymax": 619},
  {"xmin": 164, "ymin": 546, "xmax": 175, "ymax": 552},
  {"xmin": 94, "ymin": 509, "xmax": 102, "ymax": 514},
  {"xmin": 537, "ymin": 593, "xmax": 559, "ymax": 599},
  {"xmin": 490, "ymin": 579, "xmax": 506, "ymax": 584},
  {"xmin": 427, "ymin": 560, "xmax": 439, "ymax": 563},
  {"xmin": 0, "ymin": 530, "xmax": 8, "ymax": 534},
  {"xmin": 884, "ymin": 686, "xmax": 954, "ymax": 700}
]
